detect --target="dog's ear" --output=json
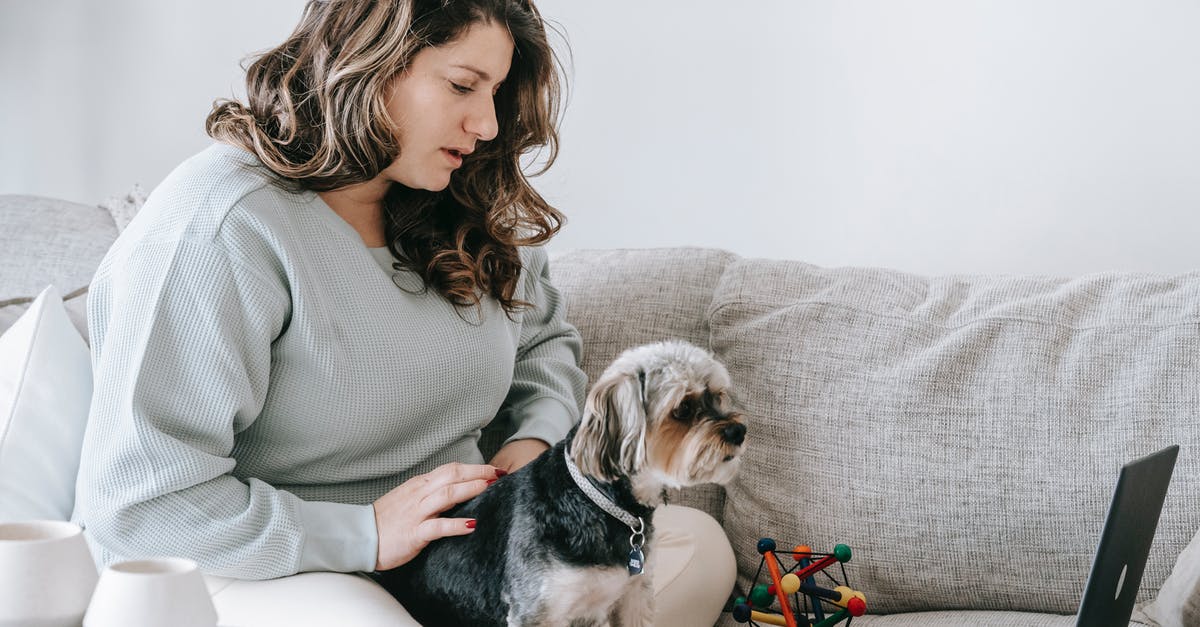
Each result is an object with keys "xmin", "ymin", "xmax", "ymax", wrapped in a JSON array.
[{"xmin": 571, "ymin": 368, "xmax": 648, "ymax": 481}]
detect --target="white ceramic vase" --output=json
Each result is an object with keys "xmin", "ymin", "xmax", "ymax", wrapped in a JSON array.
[
  {"xmin": 0, "ymin": 520, "xmax": 99, "ymax": 627},
  {"xmin": 83, "ymin": 557, "xmax": 218, "ymax": 627}
]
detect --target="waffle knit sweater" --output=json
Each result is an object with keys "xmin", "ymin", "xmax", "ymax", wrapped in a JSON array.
[{"xmin": 73, "ymin": 143, "xmax": 588, "ymax": 579}]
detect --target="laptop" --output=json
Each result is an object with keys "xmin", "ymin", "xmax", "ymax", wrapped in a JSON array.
[{"xmin": 1075, "ymin": 444, "xmax": 1180, "ymax": 627}]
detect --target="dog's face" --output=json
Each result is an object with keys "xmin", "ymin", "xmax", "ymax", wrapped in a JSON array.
[{"xmin": 570, "ymin": 340, "xmax": 747, "ymax": 500}]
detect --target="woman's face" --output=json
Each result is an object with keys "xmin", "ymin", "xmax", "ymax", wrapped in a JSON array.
[{"xmin": 382, "ymin": 21, "xmax": 515, "ymax": 192}]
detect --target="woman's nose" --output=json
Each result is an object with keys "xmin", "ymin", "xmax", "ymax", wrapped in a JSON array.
[{"xmin": 465, "ymin": 96, "xmax": 499, "ymax": 141}]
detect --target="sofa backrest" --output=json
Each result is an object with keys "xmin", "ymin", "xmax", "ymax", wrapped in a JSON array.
[
  {"xmin": 0, "ymin": 195, "xmax": 116, "ymax": 340},
  {"xmin": 705, "ymin": 258, "xmax": 1200, "ymax": 614},
  {"xmin": 551, "ymin": 248, "xmax": 1200, "ymax": 614}
]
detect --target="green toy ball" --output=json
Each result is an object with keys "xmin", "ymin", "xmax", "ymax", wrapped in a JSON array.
[
  {"xmin": 834, "ymin": 544, "xmax": 853, "ymax": 563},
  {"xmin": 748, "ymin": 583, "xmax": 773, "ymax": 607}
]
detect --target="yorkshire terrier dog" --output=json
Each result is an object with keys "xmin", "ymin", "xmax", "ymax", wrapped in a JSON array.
[{"xmin": 375, "ymin": 339, "xmax": 747, "ymax": 626}]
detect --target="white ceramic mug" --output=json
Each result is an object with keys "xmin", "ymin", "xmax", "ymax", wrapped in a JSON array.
[
  {"xmin": 0, "ymin": 520, "xmax": 99, "ymax": 627},
  {"xmin": 83, "ymin": 557, "xmax": 217, "ymax": 627}
]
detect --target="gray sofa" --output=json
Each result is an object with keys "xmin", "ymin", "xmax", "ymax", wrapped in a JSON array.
[{"xmin": 3, "ymin": 192, "xmax": 1198, "ymax": 627}]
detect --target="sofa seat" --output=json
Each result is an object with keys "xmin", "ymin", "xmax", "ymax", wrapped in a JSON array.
[{"xmin": 847, "ymin": 612, "xmax": 1146, "ymax": 626}]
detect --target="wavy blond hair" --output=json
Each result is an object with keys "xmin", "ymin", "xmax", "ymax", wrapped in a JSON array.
[{"xmin": 207, "ymin": 0, "xmax": 564, "ymax": 315}]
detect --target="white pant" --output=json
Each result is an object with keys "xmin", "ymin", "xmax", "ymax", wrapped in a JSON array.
[{"xmin": 205, "ymin": 505, "xmax": 734, "ymax": 627}]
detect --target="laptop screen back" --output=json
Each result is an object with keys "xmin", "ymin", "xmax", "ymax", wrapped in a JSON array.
[{"xmin": 1075, "ymin": 444, "xmax": 1179, "ymax": 627}]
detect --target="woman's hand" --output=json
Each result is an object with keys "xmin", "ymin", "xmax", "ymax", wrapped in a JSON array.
[
  {"xmin": 488, "ymin": 438, "xmax": 550, "ymax": 473},
  {"xmin": 372, "ymin": 462, "xmax": 502, "ymax": 571}
]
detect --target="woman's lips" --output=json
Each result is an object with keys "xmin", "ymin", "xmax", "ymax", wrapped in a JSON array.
[{"xmin": 442, "ymin": 148, "xmax": 463, "ymax": 168}]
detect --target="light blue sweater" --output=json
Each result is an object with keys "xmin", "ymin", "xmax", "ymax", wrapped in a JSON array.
[{"xmin": 73, "ymin": 143, "xmax": 587, "ymax": 579}]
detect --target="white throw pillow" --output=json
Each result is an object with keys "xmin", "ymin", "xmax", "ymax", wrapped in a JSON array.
[
  {"xmin": 1138, "ymin": 528, "xmax": 1200, "ymax": 627},
  {"xmin": 0, "ymin": 285, "xmax": 92, "ymax": 521}
]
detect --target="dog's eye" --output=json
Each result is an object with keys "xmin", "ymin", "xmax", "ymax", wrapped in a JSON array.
[{"xmin": 674, "ymin": 399, "xmax": 694, "ymax": 420}]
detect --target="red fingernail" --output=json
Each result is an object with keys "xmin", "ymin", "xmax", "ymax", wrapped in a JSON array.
[
  {"xmin": 486, "ymin": 479, "xmax": 497, "ymax": 486},
  {"xmin": 495, "ymin": 469, "xmax": 508, "ymax": 477},
  {"xmin": 466, "ymin": 519, "xmax": 476, "ymax": 529}
]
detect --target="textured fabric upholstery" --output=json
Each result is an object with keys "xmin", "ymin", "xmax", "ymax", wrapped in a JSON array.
[
  {"xmin": 719, "ymin": 609, "xmax": 1150, "ymax": 626},
  {"xmin": 0, "ymin": 195, "xmax": 116, "ymax": 300},
  {"xmin": 708, "ymin": 258, "xmax": 1200, "ymax": 615},
  {"xmin": 0, "ymin": 195, "xmax": 118, "ymax": 342}
]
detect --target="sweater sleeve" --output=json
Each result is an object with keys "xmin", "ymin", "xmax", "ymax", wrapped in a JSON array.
[
  {"xmin": 498, "ymin": 246, "xmax": 588, "ymax": 446},
  {"xmin": 76, "ymin": 236, "xmax": 378, "ymax": 579}
]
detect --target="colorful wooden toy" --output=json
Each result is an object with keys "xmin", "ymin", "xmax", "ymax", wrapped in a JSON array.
[{"xmin": 731, "ymin": 539, "xmax": 866, "ymax": 627}]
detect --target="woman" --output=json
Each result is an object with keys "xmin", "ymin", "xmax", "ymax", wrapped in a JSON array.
[{"xmin": 74, "ymin": 0, "xmax": 734, "ymax": 624}]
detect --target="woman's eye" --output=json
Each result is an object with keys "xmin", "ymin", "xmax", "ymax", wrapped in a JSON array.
[{"xmin": 450, "ymin": 82, "xmax": 473, "ymax": 95}]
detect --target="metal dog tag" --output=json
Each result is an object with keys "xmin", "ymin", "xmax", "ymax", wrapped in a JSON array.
[
  {"xmin": 628, "ymin": 547, "xmax": 645, "ymax": 575},
  {"xmin": 627, "ymin": 517, "xmax": 646, "ymax": 576}
]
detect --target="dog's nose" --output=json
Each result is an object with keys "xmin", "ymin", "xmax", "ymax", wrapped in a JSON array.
[{"xmin": 722, "ymin": 423, "xmax": 746, "ymax": 445}]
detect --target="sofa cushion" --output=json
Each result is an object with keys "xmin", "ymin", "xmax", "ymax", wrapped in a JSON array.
[
  {"xmin": 709, "ymin": 259, "xmax": 1200, "ymax": 614},
  {"xmin": 0, "ymin": 195, "xmax": 118, "ymax": 301},
  {"xmin": 0, "ymin": 194, "xmax": 125, "ymax": 343},
  {"xmin": 545, "ymin": 247, "xmax": 738, "ymax": 521},
  {"xmin": 0, "ymin": 286, "xmax": 93, "ymax": 521}
]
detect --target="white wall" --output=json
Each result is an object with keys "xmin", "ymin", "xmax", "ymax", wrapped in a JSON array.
[
  {"xmin": 0, "ymin": 1, "xmax": 303, "ymax": 206},
  {"xmin": 4, "ymin": 1, "xmax": 1199, "ymax": 275}
]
